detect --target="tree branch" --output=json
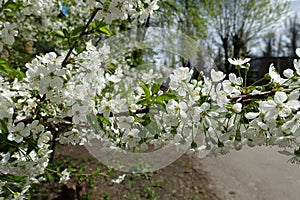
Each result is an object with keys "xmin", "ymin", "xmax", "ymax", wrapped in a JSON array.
[
  {"xmin": 62, "ymin": 8, "xmax": 100, "ymax": 67},
  {"xmin": 231, "ymin": 90, "xmax": 276, "ymax": 103}
]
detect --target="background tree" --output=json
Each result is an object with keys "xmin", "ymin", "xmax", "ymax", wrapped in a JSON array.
[
  {"xmin": 261, "ymin": 13, "xmax": 300, "ymax": 58},
  {"xmin": 152, "ymin": 0, "xmax": 208, "ymax": 71},
  {"xmin": 261, "ymin": 32, "xmax": 284, "ymax": 57},
  {"xmin": 154, "ymin": 0, "xmax": 207, "ymax": 39},
  {"xmin": 202, "ymin": 0, "xmax": 289, "ymax": 76},
  {"xmin": 282, "ymin": 13, "xmax": 300, "ymax": 58}
]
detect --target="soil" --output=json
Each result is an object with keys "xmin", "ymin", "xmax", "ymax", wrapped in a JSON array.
[{"xmin": 31, "ymin": 144, "xmax": 222, "ymax": 200}]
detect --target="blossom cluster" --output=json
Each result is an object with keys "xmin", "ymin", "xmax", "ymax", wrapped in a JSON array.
[
  {"xmin": 3, "ymin": 45, "xmax": 300, "ymax": 199},
  {"xmin": 1, "ymin": 0, "xmax": 300, "ymax": 199},
  {"xmin": 0, "ymin": 0, "xmax": 159, "ymax": 55},
  {"xmin": 0, "ymin": 1, "xmax": 161, "ymax": 199}
]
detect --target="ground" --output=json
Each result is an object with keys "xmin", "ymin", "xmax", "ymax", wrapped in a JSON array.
[{"xmin": 30, "ymin": 144, "xmax": 222, "ymax": 200}]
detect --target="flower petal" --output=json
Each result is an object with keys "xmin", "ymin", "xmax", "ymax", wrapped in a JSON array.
[
  {"xmin": 296, "ymin": 48, "xmax": 300, "ymax": 57},
  {"xmin": 274, "ymin": 91, "xmax": 287, "ymax": 104}
]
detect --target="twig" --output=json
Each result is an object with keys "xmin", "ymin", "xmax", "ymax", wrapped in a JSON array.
[
  {"xmin": 62, "ymin": 8, "xmax": 100, "ymax": 67},
  {"xmin": 231, "ymin": 90, "xmax": 276, "ymax": 103}
]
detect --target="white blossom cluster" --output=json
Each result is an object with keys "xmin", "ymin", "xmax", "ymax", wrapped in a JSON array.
[
  {"xmin": 0, "ymin": 22, "xmax": 18, "ymax": 52},
  {"xmin": 2, "ymin": 0, "xmax": 300, "ymax": 199},
  {"xmin": 0, "ymin": 79, "xmax": 53, "ymax": 199},
  {"xmin": 1, "ymin": 42, "xmax": 300, "ymax": 198},
  {"xmin": 0, "ymin": 0, "xmax": 159, "ymax": 53},
  {"xmin": 0, "ymin": 1, "xmax": 161, "ymax": 198}
]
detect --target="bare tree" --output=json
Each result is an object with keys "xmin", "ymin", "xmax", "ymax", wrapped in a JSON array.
[
  {"xmin": 282, "ymin": 13, "xmax": 300, "ymax": 58},
  {"xmin": 202, "ymin": 0, "xmax": 289, "ymax": 75},
  {"xmin": 261, "ymin": 32, "xmax": 285, "ymax": 57}
]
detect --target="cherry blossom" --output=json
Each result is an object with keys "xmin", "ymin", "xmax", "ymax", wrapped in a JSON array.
[
  {"xmin": 2, "ymin": 1, "xmax": 300, "ymax": 199},
  {"xmin": 228, "ymin": 58, "xmax": 251, "ymax": 66}
]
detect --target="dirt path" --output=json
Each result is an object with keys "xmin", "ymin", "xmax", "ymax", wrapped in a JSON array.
[
  {"xmin": 201, "ymin": 146, "xmax": 300, "ymax": 200},
  {"xmin": 34, "ymin": 145, "xmax": 222, "ymax": 200},
  {"xmin": 33, "ymin": 144, "xmax": 300, "ymax": 199}
]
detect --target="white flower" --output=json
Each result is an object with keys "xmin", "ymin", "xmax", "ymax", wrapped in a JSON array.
[
  {"xmin": 110, "ymin": 95, "xmax": 127, "ymax": 114},
  {"xmin": 211, "ymin": 69, "xmax": 225, "ymax": 82},
  {"xmin": 169, "ymin": 67, "xmax": 193, "ymax": 96},
  {"xmin": 98, "ymin": 99, "xmax": 112, "ymax": 118},
  {"xmin": 269, "ymin": 64, "xmax": 285, "ymax": 84},
  {"xmin": 232, "ymin": 103, "xmax": 242, "ymax": 113},
  {"xmin": 7, "ymin": 122, "xmax": 30, "ymax": 143},
  {"xmin": 86, "ymin": 40, "xmax": 96, "ymax": 51},
  {"xmin": 274, "ymin": 91, "xmax": 287, "ymax": 103},
  {"xmin": 283, "ymin": 68, "xmax": 294, "ymax": 78},
  {"xmin": 245, "ymin": 112, "xmax": 259, "ymax": 119},
  {"xmin": 38, "ymin": 52, "xmax": 57, "ymax": 64},
  {"xmin": 27, "ymin": 120, "xmax": 44, "ymax": 140},
  {"xmin": 212, "ymin": 83, "xmax": 229, "ymax": 106},
  {"xmin": 228, "ymin": 58, "xmax": 251, "ymax": 66},
  {"xmin": 105, "ymin": 68, "xmax": 123, "ymax": 83},
  {"xmin": 229, "ymin": 73, "xmax": 243, "ymax": 85},
  {"xmin": 122, "ymin": 128, "xmax": 141, "ymax": 148},
  {"xmin": 118, "ymin": 116, "xmax": 134, "ymax": 130},
  {"xmin": 1, "ymin": 22, "xmax": 18, "ymax": 46},
  {"xmin": 170, "ymin": 67, "xmax": 192, "ymax": 82},
  {"xmin": 105, "ymin": 73, "xmax": 121, "ymax": 83},
  {"xmin": 111, "ymin": 174, "xmax": 126, "ymax": 184},
  {"xmin": 39, "ymin": 76, "xmax": 64, "ymax": 99},
  {"xmin": 296, "ymin": 48, "xmax": 300, "ymax": 57},
  {"xmin": 188, "ymin": 86, "xmax": 201, "ymax": 102},
  {"xmin": 222, "ymin": 73, "xmax": 242, "ymax": 95},
  {"xmin": 59, "ymin": 129, "xmax": 81, "ymax": 145},
  {"xmin": 282, "ymin": 112, "xmax": 300, "ymax": 134},
  {"xmin": 167, "ymin": 100, "xmax": 188, "ymax": 119},
  {"xmin": 67, "ymin": 103, "xmax": 89, "ymax": 124},
  {"xmin": 38, "ymin": 131, "xmax": 52, "ymax": 148},
  {"xmin": 1, "ymin": 152, "xmax": 10, "ymax": 164},
  {"xmin": 59, "ymin": 169, "xmax": 70, "ymax": 184},
  {"xmin": 259, "ymin": 91, "xmax": 300, "ymax": 120},
  {"xmin": 259, "ymin": 100, "xmax": 277, "ymax": 121},
  {"xmin": 293, "ymin": 59, "xmax": 300, "ymax": 75}
]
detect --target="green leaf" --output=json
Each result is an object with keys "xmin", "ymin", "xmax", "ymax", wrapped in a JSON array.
[
  {"xmin": 4, "ymin": 2, "xmax": 19, "ymax": 9},
  {"xmin": 139, "ymin": 81, "xmax": 151, "ymax": 99},
  {"xmin": 141, "ymin": 113, "xmax": 151, "ymax": 126},
  {"xmin": 0, "ymin": 59, "xmax": 25, "ymax": 80},
  {"xmin": 92, "ymin": 20, "xmax": 112, "ymax": 36},
  {"xmin": 97, "ymin": 115, "xmax": 111, "ymax": 126},
  {"xmin": 0, "ymin": 59, "xmax": 6, "ymax": 64},
  {"xmin": 99, "ymin": 27, "xmax": 112, "ymax": 36},
  {"xmin": 136, "ymin": 98, "xmax": 150, "ymax": 105},
  {"xmin": 151, "ymin": 82, "xmax": 161, "ymax": 95},
  {"xmin": 0, "ymin": 174, "xmax": 27, "ymax": 183},
  {"xmin": 26, "ymin": 139, "xmax": 38, "ymax": 155},
  {"xmin": 151, "ymin": 78, "xmax": 166, "ymax": 94},
  {"xmin": 156, "ymin": 93, "xmax": 178, "ymax": 102},
  {"xmin": 153, "ymin": 100, "xmax": 166, "ymax": 111},
  {"xmin": 52, "ymin": 30, "xmax": 65, "ymax": 38},
  {"xmin": 45, "ymin": 171, "xmax": 55, "ymax": 182},
  {"xmin": 0, "ymin": 120, "xmax": 8, "ymax": 135},
  {"xmin": 92, "ymin": 20, "xmax": 107, "ymax": 29},
  {"xmin": 62, "ymin": 28, "xmax": 70, "ymax": 38},
  {"xmin": 71, "ymin": 26, "xmax": 85, "ymax": 36},
  {"xmin": 0, "ymin": 60, "xmax": 13, "ymax": 74}
]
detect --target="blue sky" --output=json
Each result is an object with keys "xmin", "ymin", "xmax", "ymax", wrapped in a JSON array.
[{"xmin": 290, "ymin": 0, "xmax": 300, "ymax": 14}]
